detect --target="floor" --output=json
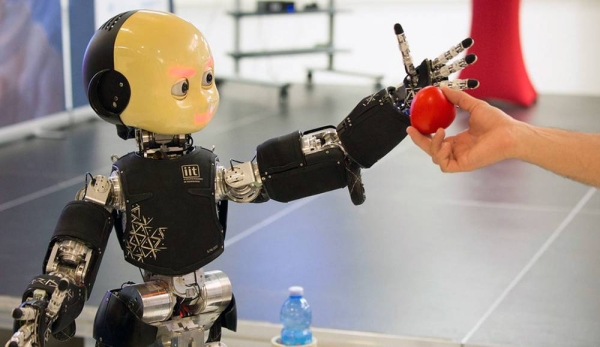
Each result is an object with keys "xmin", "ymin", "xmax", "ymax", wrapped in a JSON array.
[{"xmin": 1, "ymin": 83, "xmax": 600, "ymax": 347}]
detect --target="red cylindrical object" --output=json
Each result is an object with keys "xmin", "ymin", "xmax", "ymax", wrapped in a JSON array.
[{"xmin": 458, "ymin": 0, "xmax": 537, "ymax": 107}]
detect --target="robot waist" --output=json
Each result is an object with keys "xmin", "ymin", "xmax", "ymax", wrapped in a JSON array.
[
  {"xmin": 122, "ymin": 270, "xmax": 232, "ymax": 324},
  {"xmin": 93, "ymin": 270, "xmax": 233, "ymax": 347}
]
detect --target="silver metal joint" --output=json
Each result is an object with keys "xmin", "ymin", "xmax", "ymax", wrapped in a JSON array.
[
  {"xmin": 132, "ymin": 270, "xmax": 233, "ymax": 347},
  {"xmin": 82, "ymin": 175, "xmax": 112, "ymax": 207},
  {"xmin": 120, "ymin": 280, "xmax": 175, "ymax": 324},
  {"xmin": 301, "ymin": 127, "xmax": 345, "ymax": 156},
  {"xmin": 136, "ymin": 129, "xmax": 192, "ymax": 159},
  {"xmin": 45, "ymin": 240, "xmax": 93, "ymax": 286},
  {"xmin": 217, "ymin": 162, "xmax": 263, "ymax": 203},
  {"xmin": 109, "ymin": 170, "xmax": 125, "ymax": 211}
]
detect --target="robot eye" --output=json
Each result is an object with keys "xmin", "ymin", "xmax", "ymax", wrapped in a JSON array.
[
  {"xmin": 171, "ymin": 79, "xmax": 189, "ymax": 99},
  {"xmin": 202, "ymin": 71, "xmax": 214, "ymax": 87}
]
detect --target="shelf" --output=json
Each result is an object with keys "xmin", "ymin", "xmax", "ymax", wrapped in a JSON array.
[
  {"xmin": 227, "ymin": 8, "xmax": 349, "ymax": 18},
  {"xmin": 224, "ymin": 0, "xmax": 382, "ymax": 101},
  {"xmin": 228, "ymin": 46, "xmax": 350, "ymax": 59}
]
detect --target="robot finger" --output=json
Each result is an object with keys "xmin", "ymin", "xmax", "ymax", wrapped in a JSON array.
[
  {"xmin": 6, "ymin": 322, "xmax": 34, "ymax": 347},
  {"xmin": 45, "ymin": 279, "xmax": 69, "ymax": 319},
  {"xmin": 431, "ymin": 38, "xmax": 474, "ymax": 69},
  {"xmin": 432, "ymin": 54, "xmax": 477, "ymax": 80},
  {"xmin": 436, "ymin": 78, "xmax": 480, "ymax": 90},
  {"xmin": 393, "ymin": 23, "xmax": 417, "ymax": 79},
  {"xmin": 11, "ymin": 306, "xmax": 37, "ymax": 321}
]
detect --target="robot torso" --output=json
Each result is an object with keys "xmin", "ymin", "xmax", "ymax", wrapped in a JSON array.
[{"xmin": 112, "ymin": 146, "xmax": 225, "ymax": 276}]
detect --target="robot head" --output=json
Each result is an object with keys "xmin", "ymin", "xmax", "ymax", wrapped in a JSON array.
[{"xmin": 83, "ymin": 10, "xmax": 219, "ymax": 136}]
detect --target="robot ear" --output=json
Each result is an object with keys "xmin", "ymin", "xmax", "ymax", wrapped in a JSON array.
[{"xmin": 87, "ymin": 69, "xmax": 131, "ymax": 125}]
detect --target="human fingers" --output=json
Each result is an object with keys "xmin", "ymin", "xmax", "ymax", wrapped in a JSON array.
[
  {"xmin": 434, "ymin": 141, "xmax": 454, "ymax": 172},
  {"xmin": 441, "ymin": 86, "xmax": 487, "ymax": 114},
  {"xmin": 407, "ymin": 126, "xmax": 433, "ymax": 155},
  {"xmin": 430, "ymin": 128, "xmax": 447, "ymax": 164}
]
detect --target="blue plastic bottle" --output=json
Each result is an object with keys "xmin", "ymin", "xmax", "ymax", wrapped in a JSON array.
[{"xmin": 280, "ymin": 286, "xmax": 313, "ymax": 345}]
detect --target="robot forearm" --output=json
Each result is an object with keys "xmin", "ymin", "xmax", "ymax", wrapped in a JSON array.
[
  {"xmin": 44, "ymin": 200, "xmax": 114, "ymax": 297},
  {"xmin": 46, "ymin": 173, "xmax": 119, "ymax": 296},
  {"xmin": 11, "ymin": 176, "xmax": 116, "ymax": 347},
  {"xmin": 256, "ymin": 127, "xmax": 350, "ymax": 203}
]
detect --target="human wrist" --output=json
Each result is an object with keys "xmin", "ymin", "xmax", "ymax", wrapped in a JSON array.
[{"xmin": 504, "ymin": 119, "xmax": 534, "ymax": 161}]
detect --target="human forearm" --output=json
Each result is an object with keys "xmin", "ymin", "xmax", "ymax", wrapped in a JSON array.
[{"xmin": 511, "ymin": 122, "xmax": 600, "ymax": 187}]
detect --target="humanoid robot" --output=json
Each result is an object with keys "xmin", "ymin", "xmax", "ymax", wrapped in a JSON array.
[{"xmin": 6, "ymin": 10, "xmax": 479, "ymax": 347}]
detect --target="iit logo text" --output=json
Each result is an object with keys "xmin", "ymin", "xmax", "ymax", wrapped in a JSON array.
[{"xmin": 181, "ymin": 165, "xmax": 202, "ymax": 183}]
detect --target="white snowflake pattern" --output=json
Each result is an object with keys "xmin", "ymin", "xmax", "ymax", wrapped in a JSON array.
[{"xmin": 126, "ymin": 204, "xmax": 167, "ymax": 261}]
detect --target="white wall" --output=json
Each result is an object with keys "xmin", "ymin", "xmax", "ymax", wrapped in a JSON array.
[{"xmin": 174, "ymin": 0, "xmax": 600, "ymax": 96}]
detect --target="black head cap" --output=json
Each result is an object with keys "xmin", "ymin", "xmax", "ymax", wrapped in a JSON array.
[{"xmin": 82, "ymin": 11, "xmax": 136, "ymax": 125}]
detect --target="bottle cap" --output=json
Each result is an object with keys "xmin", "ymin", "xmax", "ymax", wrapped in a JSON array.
[{"xmin": 288, "ymin": 286, "xmax": 304, "ymax": 296}]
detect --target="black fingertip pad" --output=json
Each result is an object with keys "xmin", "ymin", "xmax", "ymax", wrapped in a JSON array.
[
  {"xmin": 58, "ymin": 279, "xmax": 69, "ymax": 291},
  {"xmin": 462, "ymin": 38, "xmax": 474, "ymax": 48},
  {"xmin": 394, "ymin": 23, "xmax": 404, "ymax": 35},
  {"xmin": 465, "ymin": 54, "xmax": 477, "ymax": 64},
  {"xmin": 12, "ymin": 308, "xmax": 23, "ymax": 319},
  {"xmin": 467, "ymin": 80, "xmax": 480, "ymax": 89}
]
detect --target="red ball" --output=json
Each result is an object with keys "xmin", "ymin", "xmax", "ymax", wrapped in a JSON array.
[{"xmin": 409, "ymin": 86, "xmax": 456, "ymax": 134}]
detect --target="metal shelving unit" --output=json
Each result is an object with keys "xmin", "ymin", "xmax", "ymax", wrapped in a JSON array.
[{"xmin": 218, "ymin": 0, "xmax": 383, "ymax": 101}]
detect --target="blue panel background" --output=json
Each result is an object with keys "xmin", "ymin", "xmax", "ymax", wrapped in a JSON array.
[
  {"xmin": 69, "ymin": 0, "xmax": 95, "ymax": 108},
  {"xmin": 0, "ymin": 0, "xmax": 65, "ymax": 125},
  {"xmin": 29, "ymin": 0, "xmax": 62, "ymax": 53}
]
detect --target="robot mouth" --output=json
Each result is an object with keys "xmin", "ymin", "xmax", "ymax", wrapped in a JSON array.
[{"xmin": 194, "ymin": 111, "xmax": 213, "ymax": 126}]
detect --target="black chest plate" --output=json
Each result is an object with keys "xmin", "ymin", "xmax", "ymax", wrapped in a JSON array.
[{"xmin": 113, "ymin": 147, "xmax": 224, "ymax": 275}]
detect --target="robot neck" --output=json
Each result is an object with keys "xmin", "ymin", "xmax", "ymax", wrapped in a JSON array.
[{"xmin": 135, "ymin": 129, "xmax": 193, "ymax": 159}]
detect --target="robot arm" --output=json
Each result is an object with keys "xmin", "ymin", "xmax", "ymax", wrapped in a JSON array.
[
  {"xmin": 229, "ymin": 24, "xmax": 480, "ymax": 206},
  {"xmin": 7, "ymin": 173, "xmax": 120, "ymax": 347}
]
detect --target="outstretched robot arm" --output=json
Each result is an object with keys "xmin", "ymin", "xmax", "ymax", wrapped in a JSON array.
[
  {"xmin": 217, "ymin": 24, "xmax": 479, "ymax": 206},
  {"xmin": 7, "ymin": 175, "xmax": 117, "ymax": 347}
]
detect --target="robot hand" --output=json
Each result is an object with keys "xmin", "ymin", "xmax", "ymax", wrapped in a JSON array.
[
  {"xmin": 393, "ymin": 23, "xmax": 479, "ymax": 111},
  {"xmin": 7, "ymin": 275, "xmax": 84, "ymax": 347},
  {"xmin": 337, "ymin": 23, "xmax": 481, "ymax": 171}
]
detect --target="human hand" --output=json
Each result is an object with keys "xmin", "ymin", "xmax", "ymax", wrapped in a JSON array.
[{"xmin": 407, "ymin": 87, "xmax": 522, "ymax": 172}]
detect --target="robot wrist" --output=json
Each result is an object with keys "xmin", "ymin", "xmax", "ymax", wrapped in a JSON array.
[{"xmin": 337, "ymin": 87, "xmax": 411, "ymax": 168}]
